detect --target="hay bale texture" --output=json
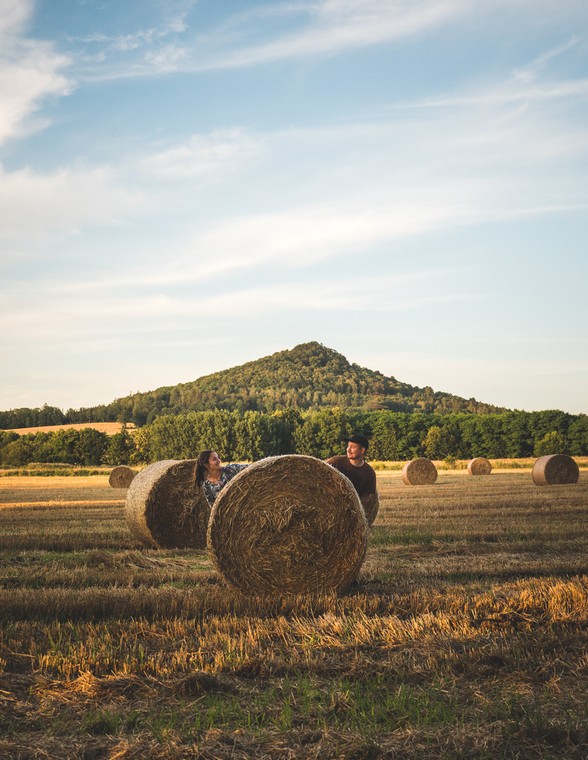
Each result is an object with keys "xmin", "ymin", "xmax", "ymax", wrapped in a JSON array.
[
  {"xmin": 532, "ymin": 454, "xmax": 579, "ymax": 486},
  {"xmin": 402, "ymin": 458, "xmax": 438, "ymax": 486},
  {"xmin": 467, "ymin": 457, "xmax": 492, "ymax": 476},
  {"xmin": 108, "ymin": 465, "xmax": 136, "ymax": 488},
  {"xmin": 207, "ymin": 455, "xmax": 368, "ymax": 595},
  {"xmin": 125, "ymin": 459, "xmax": 210, "ymax": 548}
]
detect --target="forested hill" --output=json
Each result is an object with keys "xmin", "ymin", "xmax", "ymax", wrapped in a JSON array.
[{"xmin": 1, "ymin": 342, "xmax": 507, "ymax": 430}]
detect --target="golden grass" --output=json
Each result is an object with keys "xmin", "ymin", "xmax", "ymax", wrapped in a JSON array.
[
  {"xmin": 6, "ymin": 422, "xmax": 135, "ymax": 436},
  {"xmin": 0, "ymin": 467, "xmax": 586, "ymax": 758}
]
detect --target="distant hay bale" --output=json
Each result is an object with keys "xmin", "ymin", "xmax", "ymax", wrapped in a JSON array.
[
  {"xmin": 207, "ymin": 455, "xmax": 368, "ymax": 595},
  {"xmin": 467, "ymin": 457, "xmax": 492, "ymax": 476},
  {"xmin": 402, "ymin": 458, "xmax": 438, "ymax": 486},
  {"xmin": 108, "ymin": 465, "xmax": 136, "ymax": 488},
  {"xmin": 532, "ymin": 454, "xmax": 579, "ymax": 486},
  {"xmin": 125, "ymin": 459, "xmax": 210, "ymax": 549},
  {"xmin": 362, "ymin": 491, "xmax": 380, "ymax": 526}
]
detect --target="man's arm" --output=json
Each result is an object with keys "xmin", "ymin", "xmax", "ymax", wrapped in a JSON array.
[{"xmin": 360, "ymin": 491, "xmax": 379, "ymax": 526}]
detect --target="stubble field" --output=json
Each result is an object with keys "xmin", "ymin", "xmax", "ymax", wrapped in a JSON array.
[{"xmin": 0, "ymin": 467, "xmax": 587, "ymax": 759}]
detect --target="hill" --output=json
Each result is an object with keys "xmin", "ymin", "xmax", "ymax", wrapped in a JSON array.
[
  {"xmin": 1, "ymin": 342, "xmax": 507, "ymax": 430},
  {"xmin": 66, "ymin": 342, "xmax": 506, "ymax": 427}
]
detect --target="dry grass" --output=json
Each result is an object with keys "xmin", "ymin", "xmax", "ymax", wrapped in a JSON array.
[
  {"xmin": 0, "ymin": 467, "xmax": 587, "ymax": 758},
  {"xmin": 5, "ymin": 421, "xmax": 136, "ymax": 436}
]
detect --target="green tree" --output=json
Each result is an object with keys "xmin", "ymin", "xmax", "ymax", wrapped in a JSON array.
[
  {"xmin": 293, "ymin": 408, "xmax": 352, "ymax": 459},
  {"xmin": 105, "ymin": 430, "xmax": 136, "ymax": 465},
  {"xmin": 368, "ymin": 413, "xmax": 398, "ymax": 460},
  {"xmin": 567, "ymin": 415, "xmax": 588, "ymax": 456},
  {"xmin": 0, "ymin": 437, "xmax": 34, "ymax": 466},
  {"xmin": 76, "ymin": 429, "xmax": 109, "ymax": 465},
  {"xmin": 422, "ymin": 426, "xmax": 444, "ymax": 460},
  {"xmin": 534, "ymin": 430, "xmax": 567, "ymax": 456}
]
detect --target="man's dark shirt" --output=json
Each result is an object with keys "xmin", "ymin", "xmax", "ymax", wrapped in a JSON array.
[{"xmin": 325, "ymin": 455, "xmax": 376, "ymax": 497}]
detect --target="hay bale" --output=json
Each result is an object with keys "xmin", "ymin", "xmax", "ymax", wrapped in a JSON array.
[
  {"xmin": 467, "ymin": 457, "xmax": 492, "ymax": 476},
  {"xmin": 125, "ymin": 459, "xmax": 210, "ymax": 548},
  {"xmin": 108, "ymin": 465, "xmax": 136, "ymax": 488},
  {"xmin": 362, "ymin": 491, "xmax": 380, "ymax": 526},
  {"xmin": 207, "ymin": 455, "xmax": 368, "ymax": 595},
  {"xmin": 532, "ymin": 454, "xmax": 579, "ymax": 486},
  {"xmin": 402, "ymin": 458, "xmax": 438, "ymax": 486}
]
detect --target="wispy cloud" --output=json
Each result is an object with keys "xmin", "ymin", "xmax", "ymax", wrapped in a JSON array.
[
  {"xmin": 70, "ymin": 0, "xmax": 470, "ymax": 79},
  {"xmin": 191, "ymin": 0, "xmax": 467, "ymax": 71},
  {"xmin": 141, "ymin": 129, "xmax": 265, "ymax": 180},
  {"xmin": 2, "ymin": 60, "xmax": 587, "ymax": 265},
  {"xmin": 0, "ymin": 267, "xmax": 475, "ymax": 347},
  {"xmin": 395, "ymin": 36, "xmax": 588, "ymax": 111},
  {"xmin": 0, "ymin": 164, "xmax": 145, "ymax": 246},
  {"xmin": 0, "ymin": 0, "xmax": 73, "ymax": 144}
]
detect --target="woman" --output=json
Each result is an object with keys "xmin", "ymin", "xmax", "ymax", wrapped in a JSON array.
[{"xmin": 195, "ymin": 450, "xmax": 247, "ymax": 506}]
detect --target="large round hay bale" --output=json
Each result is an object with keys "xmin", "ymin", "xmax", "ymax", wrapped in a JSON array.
[
  {"xmin": 125, "ymin": 459, "xmax": 210, "ymax": 548},
  {"xmin": 207, "ymin": 455, "xmax": 368, "ymax": 595},
  {"xmin": 109, "ymin": 465, "xmax": 136, "ymax": 488},
  {"xmin": 532, "ymin": 454, "xmax": 579, "ymax": 486},
  {"xmin": 467, "ymin": 457, "xmax": 492, "ymax": 476},
  {"xmin": 402, "ymin": 458, "xmax": 438, "ymax": 485}
]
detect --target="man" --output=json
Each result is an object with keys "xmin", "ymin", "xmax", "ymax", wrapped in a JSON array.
[{"xmin": 325, "ymin": 434, "xmax": 379, "ymax": 525}]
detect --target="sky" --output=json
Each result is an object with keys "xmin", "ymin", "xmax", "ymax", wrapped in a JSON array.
[{"xmin": 1, "ymin": 0, "xmax": 587, "ymax": 416}]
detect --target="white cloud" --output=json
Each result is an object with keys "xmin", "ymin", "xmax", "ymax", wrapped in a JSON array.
[
  {"xmin": 0, "ymin": 0, "xmax": 33, "ymax": 37},
  {"xmin": 0, "ymin": 0, "xmax": 73, "ymax": 144},
  {"xmin": 2, "ymin": 40, "xmax": 587, "ymax": 265},
  {"xmin": 188, "ymin": 0, "xmax": 468, "ymax": 72},
  {"xmin": 142, "ymin": 129, "xmax": 264, "ymax": 180},
  {"xmin": 0, "ymin": 267, "xmax": 474, "ymax": 350},
  {"xmin": 70, "ymin": 0, "xmax": 473, "ymax": 78},
  {"xmin": 0, "ymin": 163, "xmax": 145, "ymax": 245}
]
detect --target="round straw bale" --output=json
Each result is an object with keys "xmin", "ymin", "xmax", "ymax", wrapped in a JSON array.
[
  {"xmin": 207, "ymin": 455, "xmax": 368, "ymax": 595},
  {"xmin": 125, "ymin": 459, "xmax": 210, "ymax": 548},
  {"xmin": 108, "ymin": 465, "xmax": 136, "ymax": 488},
  {"xmin": 402, "ymin": 458, "xmax": 438, "ymax": 486},
  {"xmin": 467, "ymin": 457, "xmax": 492, "ymax": 476},
  {"xmin": 532, "ymin": 454, "xmax": 579, "ymax": 486}
]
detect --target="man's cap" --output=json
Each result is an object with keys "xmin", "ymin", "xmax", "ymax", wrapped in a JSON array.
[{"xmin": 348, "ymin": 434, "xmax": 369, "ymax": 450}]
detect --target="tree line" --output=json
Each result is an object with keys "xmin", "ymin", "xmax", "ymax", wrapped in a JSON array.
[{"xmin": 0, "ymin": 408, "xmax": 586, "ymax": 467}]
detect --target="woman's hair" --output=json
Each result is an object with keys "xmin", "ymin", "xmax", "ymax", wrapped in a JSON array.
[{"xmin": 195, "ymin": 450, "xmax": 214, "ymax": 487}]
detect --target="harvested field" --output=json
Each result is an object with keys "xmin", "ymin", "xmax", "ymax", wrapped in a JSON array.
[
  {"xmin": 0, "ymin": 466, "xmax": 587, "ymax": 758},
  {"xmin": 5, "ymin": 422, "xmax": 135, "ymax": 436}
]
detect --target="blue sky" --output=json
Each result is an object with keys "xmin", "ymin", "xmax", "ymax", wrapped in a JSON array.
[{"xmin": 1, "ymin": 0, "xmax": 587, "ymax": 415}]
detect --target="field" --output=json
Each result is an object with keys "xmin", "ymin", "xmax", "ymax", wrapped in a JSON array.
[
  {"xmin": 5, "ymin": 422, "xmax": 135, "ymax": 436},
  {"xmin": 0, "ymin": 467, "xmax": 587, "ymax": 759}
]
